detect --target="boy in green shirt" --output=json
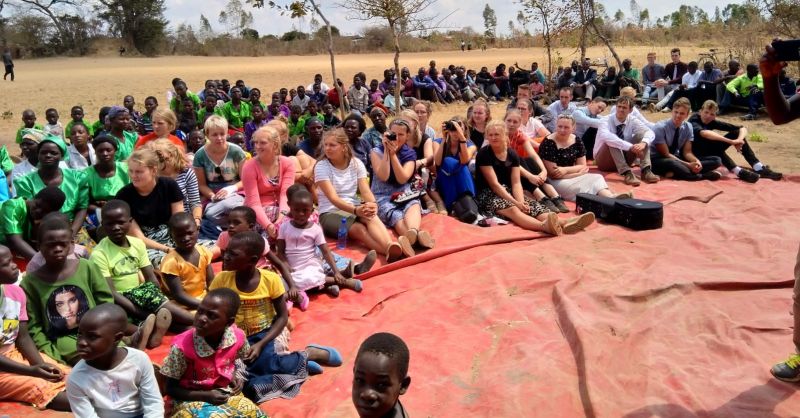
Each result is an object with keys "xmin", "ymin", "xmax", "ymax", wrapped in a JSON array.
[
  {"xmin": 15, "ymin": 109, "xmax": 43, "ymax": 144},
  {"xmin": 64, "ymin": 106, "xmax": 94, "ymax": 138},
  {"xmin": 0, "ymin": 186, "xmax": 65, "ymax": 260}
]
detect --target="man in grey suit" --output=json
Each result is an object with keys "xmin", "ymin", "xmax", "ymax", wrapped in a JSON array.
[{"xmin": 641, "ymin": 52, "xmax": 666, "ymax": 105}]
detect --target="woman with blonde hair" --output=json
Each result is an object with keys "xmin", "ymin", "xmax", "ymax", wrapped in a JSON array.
[
  {"xmin": 135, "ymin": 107, "xmax": 185, "ymax": 150},
  {"xmin": 148, "ymin": 139, "xmax": 203, "ymax": 226},
  {"xmin": 398, "ymin": 109, "xmax": 443, "ymax": 212},
  {"xmin": 241, "ymin": 125, "xmax": 295, "ymax": 239},
  {"xmin": 267, "ymin": 119, "xmax": 315, "ymax": 181},
  {"xmin": 316, "ymin": 128, "xmax": 406, "ymax": 262},
  {"xmin": 193, "ymin": 115, "xmax": 247, "ymax": 235},
  {"xmin": 475, "ymin": 119, "xmax": 594, "ymax": 235},
  {"xmin": 467, "ymin": 98, "xmax": 492, "ymax": 148},
  {"xmin": 115, "ymin": 148, "xmax": 185, "ymax": 266}
]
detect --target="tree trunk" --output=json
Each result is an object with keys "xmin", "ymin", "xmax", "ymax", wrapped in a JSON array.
[
  {"xmin": 586, "ymin": 0, "xmax": 623, "ymax": 68},
  {"xmin": 391, "ymin": 22, "xmax": 401, "ymax": 115},
  {"xmin": 308, "ymin": 0, "xmax": 345, "ymax": 120},
  {"xmin": 545, "ymin": 41, "xmax": 553, "ymax": 95},
  {"xmin": 579, "ymin": 26, "xmax": 587, "ymax": 62}
]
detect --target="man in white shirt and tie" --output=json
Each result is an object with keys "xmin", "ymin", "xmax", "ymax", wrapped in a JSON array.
[{"xmin": 594, "ymin": 96, "xmax": 659, "ymax": 186}]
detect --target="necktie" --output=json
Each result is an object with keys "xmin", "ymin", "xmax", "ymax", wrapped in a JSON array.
[
  {"xmin": 648, "ymin": 66, "xmax": 655, "ymax": 81},
  {"xmin": 670, "ymin": 127, "xmax": 681, "ymax": 155},
  {"xmin": 673, "ymin": 65, "xmax": 678, "ymax": 80},
  {"xmin": 616, "ymin": 123, "xmax": 625, "ymax": 139}
]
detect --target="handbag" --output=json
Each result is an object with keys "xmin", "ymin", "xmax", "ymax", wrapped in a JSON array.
[{"xmin": 451, "ymin": 194, "xmax": 479, "ymax": 224}]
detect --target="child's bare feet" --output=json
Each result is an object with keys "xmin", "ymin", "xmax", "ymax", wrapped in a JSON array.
[
  {"xmin": 341, "ymin": 278, "xmax": 364, "ymax": 293},
  {"xmin": 147, "ymin": 308, "xmax": 172, "ymax": 349},
  {"xmin": 124, "ymin": 314, "xmax": 155, "ymax": 350}
]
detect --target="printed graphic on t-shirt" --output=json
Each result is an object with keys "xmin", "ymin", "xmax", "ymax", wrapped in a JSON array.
[
  {"xmin": 112, "ymin": 254, "xmax": 141, "ymax": 279},
  {"xmin": 46, "ymin": 285, "xmax": 89, "ymax": 338}
]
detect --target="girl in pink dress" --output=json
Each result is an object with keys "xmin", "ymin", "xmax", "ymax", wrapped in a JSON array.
[{"xmin": 276, "ymin": 188, "xmax": 363, "ymax": 301}]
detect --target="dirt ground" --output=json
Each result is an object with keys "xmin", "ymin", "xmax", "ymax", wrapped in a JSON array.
[{"xmin": 1, "ymin": 45, "xmax": 797, "ymax": 172}]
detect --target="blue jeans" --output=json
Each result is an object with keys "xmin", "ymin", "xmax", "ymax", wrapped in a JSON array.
[{"xmin": 720, "ymin": 90, "xmax": 764, "ymax": 114}]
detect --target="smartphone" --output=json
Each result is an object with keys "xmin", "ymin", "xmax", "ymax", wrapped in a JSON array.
[
  {"xmin": 772, "ymin": 40, "xmax": 800, "ymax": 62},
  {"xmin": 387, "ymin": 132, "xmax": 397, "ymax": 141}
]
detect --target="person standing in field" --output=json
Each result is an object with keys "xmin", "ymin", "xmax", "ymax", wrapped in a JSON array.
[{"xmin": 3, "ymin": 48, "xmax": 13, "ymax": 81}]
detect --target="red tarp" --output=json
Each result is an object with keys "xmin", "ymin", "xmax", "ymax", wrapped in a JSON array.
[{"xmin": 4, "ymin": 173, "xmax": 800, "ymax": 417}]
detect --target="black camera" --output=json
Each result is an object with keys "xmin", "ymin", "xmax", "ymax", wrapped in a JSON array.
[
  {"xmin": 444, "ymin": 121, "xmax": 457, "ymax": 131},
  {"xmin": 773, "ymin": 40, "xmax": 800, "ymax": 62},
  {"xmin": 387, "ymin": 132, "xmax": 397, "ymax": 141}
]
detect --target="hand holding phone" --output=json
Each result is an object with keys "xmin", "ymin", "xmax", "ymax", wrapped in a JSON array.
[{"xmin": 772, "ymin": 40, "xmax": 800, "ymax": 62}]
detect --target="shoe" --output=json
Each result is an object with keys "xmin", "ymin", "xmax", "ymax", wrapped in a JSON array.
[
  {"xmin": 386, "ymin": 242, "xmax": 403, "ymax": 263},
  {"xmin": 307, "ymin": 361, "xmax": 324, "ymax": 375},
  {"xmin": 615, "ymin": 191, "xmax": 634, "ymax": 199},
  {"xmin": 622, "ymin": 170, "xmax": 641, "ymax": 186},
  {"xmin": 541, "ymin": 212, "xmax": 563, "ymax": 236},
  {"xmin": 354, "ymin": 250, "xmax": 377, "ymax": 275},
  {"xmin": 298, "ymin": 291, "xmax": 309, "ymax": 311},
  {"xmin": 702, "ymin": 170, "xmax": 722, "ymax": 181},
  {"xmin": 541, "ymin": 198, "xmax": 559, "ymax": 213},
  {"xmin": 397, "ymin": 235, "xmax": 416, "ymax": 258},
  {"xmin": 124, "ymin": 314, "xmax": 155, "ymax": 350},
  {"xmin": 342, "ymin": 260, "xmax": 354, "ymax": 278},
  {"xmin": 563, "ymin": 212, "xmax": 595, "ymax": 234},
  {"xmin": 757, "ymin": 166, "xmax": 783, "ymax": 181},
  {"xmin": 661, "ymin": 106, "xmax": 671, "ymax": 113},
  {"xmin": 551, "ymin": 196, "xmax": 570, "ymax": 213},
  {"xmin": 641, "ymin": 168, "xmax": 660, "ymax": 183},
  {"xmin": 737, "ymin": 168, "xmax": 760, "ymax": 183},
  {"xmin": 415, "ymin": 230, "xmax": 435, "ymax": 249},
  {"xmin": 741, "ymin": 113, "xmax": 758, "ymax": 121},
  {"xmin": 147, "ymin": 308, "xmax": 172, "ymax": 349},
  {"xmin": 306, "ymin": 344, "xmax": 343, "ymax": 367},
  {"xmin": 326, "ymin": 285, "xmax": 340, "ymax": 298},
  {"xmin": 772, "ymin": 354, "xmax": 800, "ymax": 382},
  {"xmin": 403, "ymin": 229, "xmax": 418, "ymax": 246}
]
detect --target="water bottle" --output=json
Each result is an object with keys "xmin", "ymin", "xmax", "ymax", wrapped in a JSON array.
[{"xmin": 336, "ymin": 218, "xmax": 348, "ymax": 249}]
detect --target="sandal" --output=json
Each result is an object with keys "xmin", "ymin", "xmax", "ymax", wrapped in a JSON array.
[
  {"xmin": 563, "ymin": 212, "xmax": 595, "ymax": 234},
  {"xmin": 541, "ymin": 212, "xmax": 563, "ymax": 236},
  {"xmin": 386, "ymin": 242, "xmax": 403, "ymax": 263},
  {"xmin": 416, "ymin": 230, "xmax": 435, "ymax": 249}
]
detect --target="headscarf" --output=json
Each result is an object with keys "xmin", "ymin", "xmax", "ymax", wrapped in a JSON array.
[
  {"xmin": 20, "ymin": 128, "xmax": 45, "ymax": 144},
  {"xmin": 38, "ymin": 134, "xmax": 68, "ymax": 158},
  {"xmin": 107, "ymin": 105, "xmax": 128, "ymax": 121}
]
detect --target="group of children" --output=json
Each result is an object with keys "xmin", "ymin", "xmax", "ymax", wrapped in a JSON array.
[{"xmin": 0, "ymin": 196, "xmax": 410, "ymax": 416}]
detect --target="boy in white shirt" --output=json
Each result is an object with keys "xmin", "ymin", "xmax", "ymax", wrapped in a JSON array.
[{"xmin": 66, "ymin": 303, "xmax": 164, "ymax": 418}]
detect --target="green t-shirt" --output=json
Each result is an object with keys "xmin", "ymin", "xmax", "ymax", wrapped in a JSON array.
[
  {"xmin": 620, "ymin": 68, "xmax": 640, "ymax": 80},
  {"xmin": 288, "ymin": 117, "xmax": 306, "ymax": 138},
  {"xmin": 85, "ymin": 162, "xmax": 130, "ymax": 203},
  {"xmin": 21, "ymin": 259, "xmax": 114, "ymax": 364},
  {"xmin": 89, "ymin": 236, "xmax": 151, "ymax": 292},
  {"xmin": 221, "ymin": 101, "xmax": 251, "ymax": 128},
  {"xmin": 16, "ymin": 124, "xmax": 44, "ymax": 144},
  {"xmin": 110, "ymin": 130, "xmax": 138, "ymax": 162},
  {"xmin": 64, "ymin": 120, "xmax": 94, "ymax": 138},
  {"xmin": 14, "ymin": 168, "xmax": 88, "ymax": 219},
  {"xmin": 0, "ymin": 146, "xmax": 13, "ymax": 174},
  {"xmin": 170, "ymin": 92, "xmax": 202, "ymax": 113},
  {"xmin": 197, "ymin": 107, "xmax": 223, "ymax": 125},
  {"xmin": 0, "ymin": 198, "xmax": 31, "ymax": 243}
]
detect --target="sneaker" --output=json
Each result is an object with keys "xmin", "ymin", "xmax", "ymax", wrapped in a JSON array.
[
  {"xmin": 737, "ymin": 168, "xmax": 760, "ymax": 183},
  {"xmin": 354, "ymin": 250, "xmax": 377, "ymax": 275},
  {"xmin": 660, "ymin": 106, "xmax": 671, "ymax": 113},
  {"xmin": 615, "ymin": 191, "xmax": 634, "ymax": 199},
  {"xmin": 563, "ymin": 212, "xmax": 595, "ymax": 234},
  {"xmin": 702, "ymin": 170, "xmax": 722, "ymax": 181},
  {"xmin": 741, "ymin": 113, "xmax": 758, "ymax": 121},
  {"xmin": 622, "ymin": 170, "xmax": 641, "ymax": 186},
  {"xmin": 551, "ymin": 196, "xmax": 570, "ymax": 213},
  {"xmin": 757, "ymin": 166, "xmax": 783, "ymax": 181},
  {"xmin": 641, "ymin": 168, "xmax": 660, "ymax": 183},
  {"xmin": 541, "ymin": 212, "xmax": 563, "ymax": 236},
  {"xmin": 772, "ymin": 354, "xmax": 800, "ymax": 382},
  {"xmin": 540, "ymin": 198, "xmax": 559, "ymax": 213}
]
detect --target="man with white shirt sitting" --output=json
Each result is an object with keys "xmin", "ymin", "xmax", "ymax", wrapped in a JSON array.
[
  {"xmin": 654, "ymin": 61, "xmax": 702, "ymax": 112},
  {"xmin": 594, "ymin": 96, "xmax": 659, "ymax": 186},
  {"xmin": 307, "ymin": 73, "xmax": 330, "ymax": 94},
  {"xmin": 546, "ymin": 87, "xmax": 577, "ymax": 132},
  {"xmin": 572, "ymin": 97, "xmax": 607, "ymax": 160}
]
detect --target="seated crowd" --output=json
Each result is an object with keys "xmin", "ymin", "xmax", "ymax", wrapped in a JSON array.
[{"xmin": 0, "ymin": 51, "xmax": 786, "ymax": 416}]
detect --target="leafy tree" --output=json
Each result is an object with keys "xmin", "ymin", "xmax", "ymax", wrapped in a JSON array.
[
  {"xmin": 638, "ymin": 8, "xmax": 649, "ymax": 28},
  {"xmin": 219, "ymin": 0, "xmax": 254, "ymax": 37},
  {"xmin": 280, "ymin": 29, "xmax": 308, "ymax": 41},
  {"xmin": 96, "ymin": 0, "xmax": 168, "ymax": 56},
  {"xmin": 482, "ymin": 4, "xmax": 496, "ymax": 40},
  {"xmin": 613, "ymin": 9, "xmax": 624, "ymax": 26},
  {"xmin": 198, "ymin": 14, "xmax": 215, "ymax": 41},
  {"xmin": 629, "ymin": 0, "xmax": 640, "ymax": 26},
  {"xmin": 314, "ymin": 25, "xmax": 339, "ymax": 38},
  {"xmin": 519, "ymin": 0, "xmax": 578, "ymax": 86},
  {"xmin": 241, "ymin": 28, "xmax": 260, "ymax": 40},
  {"xmin": 762, "ymin": 0, "xmax": 800, "ymax": 38}
]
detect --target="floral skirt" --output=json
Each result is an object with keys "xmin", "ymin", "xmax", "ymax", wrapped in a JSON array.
[
  {"xmin": 170, "ymin": 394, "xmax": 266, "ymax": 418},
  {"xmin": 475, "ymin": 185, "xmax": 548, "ymax": 219}
]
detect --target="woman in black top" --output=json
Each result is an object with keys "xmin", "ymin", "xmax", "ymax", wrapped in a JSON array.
[
  {"xmin": 467, "ymin": 99, "xmax": 491, "ymax": 149},
  {"xmin": 475, "ymin": 120, "xmax": 594, "ymax": 235},
  {"xmin": 116, "ymin": 148, "xmax": 184, "ymax": 267}
]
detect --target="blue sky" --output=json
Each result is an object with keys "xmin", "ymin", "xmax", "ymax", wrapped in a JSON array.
[{"xmin": 165, "ymin": 0, "xmax": 740, "ymax": 37}]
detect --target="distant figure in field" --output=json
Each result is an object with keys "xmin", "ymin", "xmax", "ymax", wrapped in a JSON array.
[
  {"xmin": 119, "ymin": 46, "xmax": 126, "ymax": 56},
  {"xmin": 3, "ymin": 48, "xmax": 14, "ymax": 81}
]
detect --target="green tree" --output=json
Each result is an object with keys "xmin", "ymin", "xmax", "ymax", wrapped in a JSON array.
[
  {"xmin": 762, "ymin": 0, "xmax": 800, "ymax": 38},
  {"xmin": 613, "ymin": 9, "xmax": 625, "ymax": 26},
  {"xmin": 639, "ymin": 8, "xmax": 649, "ymax": 27},
  {"xmin": 96, "ymin": 0, "xmax": 168, "ymax": 56},
  {"xmin": 482, "ymin": 4, "xmax": 496, "ymax": 40},
  {"xmin": 314, "ymin": 25, "xmax": 339, "ymax": 38},
  {"xmin": 280, "ymin": 29, "xmax": 308, "ymax": 41}
]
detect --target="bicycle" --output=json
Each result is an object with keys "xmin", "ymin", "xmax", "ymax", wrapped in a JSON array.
[{"xmin": 697, "ymin": 48, "xmax": 738, "ymax": 68}]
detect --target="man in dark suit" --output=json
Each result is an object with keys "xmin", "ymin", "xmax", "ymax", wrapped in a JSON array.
[{"xmin": 572, "ymin": 59, "xmax": 598, "ymax": 100}]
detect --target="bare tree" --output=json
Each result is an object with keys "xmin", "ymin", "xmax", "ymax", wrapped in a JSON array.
[
  {"xmin": 248, "ymin": 0, "xmax": 347, "ymax": 119},
  {"xmin": 519, "ymin": 0, "xmax": 578, "ymax": 88},
  {"xmin": 335, "ymin": 0, "xmax": 447, "ymax": 112},
  {"xmin": 576, "ymin": 0, "xmax": 623, "ymax": 68},
  {"xmin": 16, "ymin": 0, "xmax": 77, "ymax": 40}
]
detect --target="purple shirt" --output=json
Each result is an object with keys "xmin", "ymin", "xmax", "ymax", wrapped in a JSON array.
[{"xmin": 244, "ymin": 119, "xmax": 267, "ymax": 151}]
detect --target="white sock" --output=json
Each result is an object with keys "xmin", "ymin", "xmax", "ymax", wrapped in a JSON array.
[
  {"xmin": 732, "ymin": 167, "xmax": 742, "ymax": 175},
  {"xmin": 753, "ymin": 162, "xmax": 764, "ymax": 171}
]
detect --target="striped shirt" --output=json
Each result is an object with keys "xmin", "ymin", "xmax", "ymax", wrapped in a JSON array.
[
  {"xmin": 314, "ymin": 158, "xmax": 367, "ymax": 214},
  {"xmin": 176, "ymin": 167, "xmax": 201, "ymax": 213}
]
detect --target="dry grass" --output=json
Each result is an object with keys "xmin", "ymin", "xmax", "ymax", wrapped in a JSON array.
[{"xmin": 1, "ymin": 45, "xmax": 798, "ymax": 172}]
